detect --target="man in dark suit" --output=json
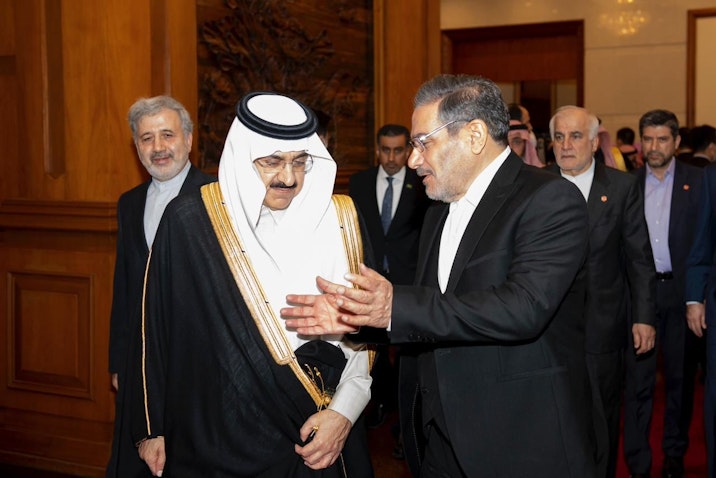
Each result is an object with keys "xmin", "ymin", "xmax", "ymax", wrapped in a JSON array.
[
  {"xmin": 349, "ymin": 124, "xmax": 430, "ymax": 429},
  {"xmin": 626, "ymin": 109, "xmax": 703, "ymax": 478},
  {"xmin": 106, "ymin": 96, "xmax": 214, "ymax": 477},
  {"xmin": 686, "ymin": 161, "xmax": 716, "ymax": 478},
  {"xmin": 349, "ymin": 124, "xmax": 430, "ymax": 285},
  {"xmin": 548, "ymin": 106, "xmax": 657, "ymax": 478},
  {"xmin": 284, "ymin": 74, "xmax": 597, "ymax": 477},
  {"xmin": 679, "ymin": 124, "xmax": 716, "ymax": 168}
]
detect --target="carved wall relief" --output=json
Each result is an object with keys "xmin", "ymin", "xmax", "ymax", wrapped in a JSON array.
[{"xmin": 197, "ymin": 0, "xmax": 374, "ymax": 171}]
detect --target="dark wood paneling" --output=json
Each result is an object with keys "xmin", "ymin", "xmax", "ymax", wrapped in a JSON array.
[
  {"xmin": 9, "ymin": 272, "xmax": 91, "ymax": 398},
  {"xmin": 42, "ymin": 0, "xmax": 65, "ymax": 179},
  {"xmin": 443, "ymin": 21, "xmax": 584, "ymax": 104}
]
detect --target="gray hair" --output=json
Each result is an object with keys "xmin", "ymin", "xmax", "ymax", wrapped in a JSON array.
[
  {"xmin": 127, "ymin": 95, "xmax": 193, "ymax": 140},
  {"xmin": 414, "ymin": 74, "xmax": 510, "ymax": 145},
  {"xmin": 549, "ymin": 106, "xmax": 599, "ymax": 139}
]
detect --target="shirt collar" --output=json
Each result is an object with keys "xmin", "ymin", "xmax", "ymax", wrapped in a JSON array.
[
  {"xmin": 378, "ymin": 165, "xmax": 406, "ymax": 182},
  {"xmin": 460, "ymin": 146, "xmax": 512, "ymax": 208},
  {"xmin": 646, "ymin": 156, "xmax": 675, "ymax": 181},
  {"xmin": 150, "ymin": 160, "xmax": 191, "ymax": 192}
]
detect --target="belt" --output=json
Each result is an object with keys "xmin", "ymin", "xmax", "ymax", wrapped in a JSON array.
[{"xmin": 656, "ymin": 271, "xmax": 673, "ymax": 281}]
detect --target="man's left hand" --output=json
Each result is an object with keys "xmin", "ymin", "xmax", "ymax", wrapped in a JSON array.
[
  {"xmin": 632, "ymin": 323, "xmax": 656, "ymax": 354},
  {"xmin": 295, "ymin": 409, "xmax": 351, "ymax": 470}
]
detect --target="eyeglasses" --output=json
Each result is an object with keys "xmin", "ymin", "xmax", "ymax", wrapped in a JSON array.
[
  {"xmin": 253, "ymin": 153, "xmax": 314, "ymax": 174},
  {"xmin": 409, "ymin": 120, "xmax": 458, "ymax": 153}
]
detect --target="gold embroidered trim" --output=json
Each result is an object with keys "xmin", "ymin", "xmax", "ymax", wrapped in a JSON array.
[
  {"xmin": 141, "ymin": 249, "xmax": 153, "ymax": 437},
  {"xmin": 201, "ymin": 182, "xmax": 323, "ymax": 405},
  {"xmin": 331, "ymin": 194, "xmax": 363, "ymax": 274},
  {"xmin": 331, "ymin": 195, "xmax": 376, "ymax": 370}
]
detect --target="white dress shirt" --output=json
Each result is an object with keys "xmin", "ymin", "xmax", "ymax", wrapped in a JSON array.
[
  {"xmin": 438, "ymin": 147, "xmax": 511, "ymax": 292},
  {"xmin": 559, "ymin": 158, "xmax": 595, "ymax": 202},
  {"xmin": 143, "ymin": 161, "xmax": 191, "ymax": 247},
  {"xmin": 376, "ymin": 165, "xmax": 406, "ymax": 219}
]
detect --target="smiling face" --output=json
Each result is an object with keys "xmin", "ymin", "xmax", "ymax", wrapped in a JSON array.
[
  {"xmin": 253, "ymin": 150, "xmax": 308, "ymax": 210},
  {"xmin": 134, "ymin": 108, "xmax": 192, "ymax": 182},
  {"xmin": 408, "ymin": 101, "xmax": 473, "ymax": 203},
  {"xmin": 552, "ymin": 109, "xmax": 599, "ymax": 177}
]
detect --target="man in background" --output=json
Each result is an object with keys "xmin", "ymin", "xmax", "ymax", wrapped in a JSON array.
[
  {"xmin": 106, "ymin": 95, "xmax": 214, "ymax": 477},
  {"xmin": 685, "ymin": 143, "xmax": 716, "ymax": 478},
  {"xmin": 349, "ymin": 123, "xmax": 430, "ymax": 443},
  {"xmin": 680, "ymin": 124, "xmax": 716, "ymax": 168},
  {"xmin": 627, "ymin": 109, "xmax": 703, "ymax": 478},
  {"xmin": 549, "ymin": 105, "xmax": 656, "ymax": 478}
]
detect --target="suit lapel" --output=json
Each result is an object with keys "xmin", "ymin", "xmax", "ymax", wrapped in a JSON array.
[
  {"xmin": 127, "ymin": 182, "xmax": 151, "ymax": 256},
  {"xmin": 446, "ymin": 154, "xmax": 522, "ymax": 292},
  {"xmin": 586, "ymin": 162, "xmax": 609, "ymax": 232},
  {"xmin": 390, "ymin": 169, "xmax": 418, "ymax": 233},
  {"xmin": 669, "ymin": 160, "xmax": 690, "ymax": 239},
  {"xmin": 415, "ymin": 203, "xmax": 448, "ymax": 286}
]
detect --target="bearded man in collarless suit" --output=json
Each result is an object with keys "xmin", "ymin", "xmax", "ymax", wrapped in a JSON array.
[{"xmin": 106, "ymin": 96, "xmax": 214, "ymax": 477}]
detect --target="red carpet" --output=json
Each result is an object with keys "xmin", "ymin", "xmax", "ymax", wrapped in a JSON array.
[{"xmin": 616, "ymin": 377, "xmax": 707, "ymax": 477}]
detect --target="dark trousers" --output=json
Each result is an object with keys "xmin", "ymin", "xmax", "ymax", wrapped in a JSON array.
[
  {"xmin": 586, "ymin": 350, "xmax": 623, "ymax": 478},
  {"xmin": 419, "ymin": 422, "xmax": 467, "ymax": 478},
  {"xmin": 624, "ymin": 278, "xmax": 695, "ymax": 473},
  {"xmin": 705, "ymin": 295, "xmax": 716, "ymax": 477}
]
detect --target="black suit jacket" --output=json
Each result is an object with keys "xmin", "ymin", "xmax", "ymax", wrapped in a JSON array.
[
  {"xmin": 635, "ymin": 160, "xmax": 703, "ymax": 300},
  {"xmin": 106, "ymin": 165, "xmax": 215, "ymax": 478},
  {"xmin": 108, "ymin": 165, "xmax": 215, "ymax": 376},
  {"xmin": 686, "ymin": 162, "xmax": 716, "ymax": 303},
  {"xmin": 547, "ymin": 162, "xmax": 656, "ymax": 353},
  {"xmin": 391, "ymin": 154, "xmax": 596, "ymax": 477},
  {"xmin": 349, "ymin": 166, "xmax": 430, "ymax": 285}
]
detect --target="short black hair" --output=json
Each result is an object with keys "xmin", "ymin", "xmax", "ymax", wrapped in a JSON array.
[
  {"xmin": 639, "ymin": 109, "xmax": 679, "ymax": 139},
  {"xmin": 690, "ymin": 125, "xmax": 716, "ymax": 152},
  {"xmin": 376, "ymin": 124, "xmax": 410, "ymax": 144},
  {"xmin": 313, "ymin": 109, "xmax": 331, "ymax": 138},
  {"xmin": 617, "ymin": 127, "xmax": 635, "ymax": 145},
  {"xmin": 508, "ymin": 103, "xmax": 523, "ymax": 121}
]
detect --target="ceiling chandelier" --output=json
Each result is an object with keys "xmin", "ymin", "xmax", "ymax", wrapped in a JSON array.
[{"xmin": 599, "ymin": 0, "xmax": 650, "ymax": 36}]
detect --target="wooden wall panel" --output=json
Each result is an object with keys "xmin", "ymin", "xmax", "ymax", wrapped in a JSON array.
[
  {"xmin": 374, "ymin": 0, "xmax": 441, "ymax": 141},
  {"xmin": 0, "ymin": 233, "xmax": 115, "ymax": 476}
]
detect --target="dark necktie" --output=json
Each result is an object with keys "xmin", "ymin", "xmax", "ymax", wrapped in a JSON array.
[
  {"xmin": 381, "ymin": 176, "xmax": 394, "ymax": 234},
  {"xmin": 381, "ymin": 177, "xmax": 394, "ymax": 272}
]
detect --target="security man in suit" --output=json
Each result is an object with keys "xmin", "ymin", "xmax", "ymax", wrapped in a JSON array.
[
  {"xmin": 284, "ymin": 74, "xmax": 598, "ymax": 477},
  {"xmin": 349, "ymin": 124, "xmax": 430, "ymax": 429},
  {"xmin": 106, "ymin": 96, "xmax": 214, "ymax": 477}
]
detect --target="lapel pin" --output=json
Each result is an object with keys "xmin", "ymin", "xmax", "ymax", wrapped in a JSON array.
[
  {"xmin": 601, "ymin": 195, "xmax": 608, "ymax": 202},
  {"xmin": 684, "ymin": 184, "xmax": 690, "ymax": 191},
  {"xmin": 406, "ymin": 183, "xmax": 413, "ymax": 189}
]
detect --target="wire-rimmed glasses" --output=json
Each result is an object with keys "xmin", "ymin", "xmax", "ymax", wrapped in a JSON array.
[{"xmin": 408, "ymin": 120, "xmax": 458, "ymax": 153}]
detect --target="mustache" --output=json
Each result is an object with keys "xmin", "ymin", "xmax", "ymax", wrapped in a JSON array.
[
  {"xmin": 151, "ymin": 151, "xmax": 172, "ymax": 160},
  {"xmin": 416, "ymin": 167, "xmax": 432, "ymax": 177},
  {"xmin": 269, "ymin": 181, "xmax": 297, "ymax": 189}
]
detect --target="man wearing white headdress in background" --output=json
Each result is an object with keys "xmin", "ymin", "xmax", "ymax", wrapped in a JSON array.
[{"xmin": 130, "ymin": 92, "xmax": 374, "ymax": 477}]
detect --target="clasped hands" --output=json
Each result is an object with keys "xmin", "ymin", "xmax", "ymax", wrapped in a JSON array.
[{"xmin": 282, "ymin": 263, "xmax": 393, "ymax": 335}]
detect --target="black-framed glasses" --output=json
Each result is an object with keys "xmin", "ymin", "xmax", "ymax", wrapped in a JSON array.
[
  {"xmin": 253, "ymin": 153, "xmax": 314, "ymax": 174},
  {"xmin": 408, "ymin": 120, "xmax": 458, "ymax": 153}
]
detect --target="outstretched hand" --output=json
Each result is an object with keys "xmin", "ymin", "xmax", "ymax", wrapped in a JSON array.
[
  {"xmin": 283, "ymin": 264, "xmax": 393, "ymax": 335},
  {"xmin": 282, "ymin": 288, "xmax": 358, "ymax": 335}
]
